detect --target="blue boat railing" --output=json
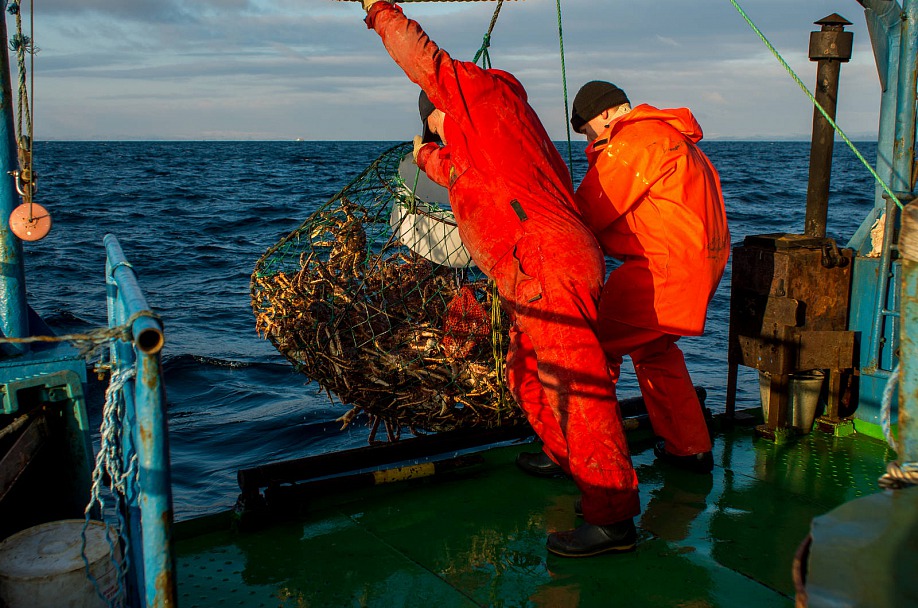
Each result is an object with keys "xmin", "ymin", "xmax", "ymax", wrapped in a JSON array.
[{"xmin": 102, "ymin": 234, "xmax": 175, "ymax": 608}]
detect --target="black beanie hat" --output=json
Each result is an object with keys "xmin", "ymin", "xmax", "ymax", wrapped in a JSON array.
[
  {"xmin": 570, "ymin": 81, "xmax": 630, "ymax": 133},
  {"xmin": 419, "ymin": 91, "xmax": 440, "ymax": 144}
]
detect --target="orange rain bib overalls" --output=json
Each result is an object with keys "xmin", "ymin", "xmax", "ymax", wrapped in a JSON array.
[
  {"xmin": 576, "ymin": 104, "xmax": 731, "ymax": 457},
  {"xmin": 367, "ymin": 3, "xmax": 641, "ymax": 524}
]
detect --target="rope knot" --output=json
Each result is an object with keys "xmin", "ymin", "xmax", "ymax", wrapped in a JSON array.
[{"xmin": 8, "ymin": 33, "xmax": 30, "ymax": 52}]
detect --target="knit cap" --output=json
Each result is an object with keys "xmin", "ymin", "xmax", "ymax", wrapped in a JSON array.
[{"xmin": 570, "ymin": 81, "xmax": 629, "ymax": 133}]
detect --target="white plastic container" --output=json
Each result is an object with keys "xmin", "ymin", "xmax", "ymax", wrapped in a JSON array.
[
  {"xmin": 0, "ymin": 519, "xmax": 121, "ymax": 608},
  {"xmin": 392, "ymin": 152, "xmax": 473, "ymax": 268}
]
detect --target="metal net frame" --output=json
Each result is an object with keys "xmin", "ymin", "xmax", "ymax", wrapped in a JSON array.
[{"xmin": 251, "ymin": 142, "xmax": 525, "ymax": 442}]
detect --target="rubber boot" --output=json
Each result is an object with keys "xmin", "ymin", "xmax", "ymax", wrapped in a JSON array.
[
  {"xmin": 515, "ymin": 451, "xmax": 566, "ymax": 478},
  {"xmin": 653, "ymin": 440, "xmax": 713, "ymax": 474},
  {"xmin": 546, "ymin": 520, "xmax": 637, "ymax": 557}
]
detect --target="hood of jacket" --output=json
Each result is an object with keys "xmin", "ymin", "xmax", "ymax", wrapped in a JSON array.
[{"xmin": 606, "ymin": 104, "xmax": 704, "ymax": 144}]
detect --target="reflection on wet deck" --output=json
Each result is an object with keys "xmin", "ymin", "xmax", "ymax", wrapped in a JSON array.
[{"xmin": 175, "ymin": 424, "xmax": 894, "ymax": 608}]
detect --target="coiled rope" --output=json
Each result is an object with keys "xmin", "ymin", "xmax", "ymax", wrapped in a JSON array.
[
  {"xmin": 728, "ymin": 0, "xmax": 904, "ymax": 210},
  {"xmin": 878, "ymin": 460, "xmax": 918, "ymax": 489}
]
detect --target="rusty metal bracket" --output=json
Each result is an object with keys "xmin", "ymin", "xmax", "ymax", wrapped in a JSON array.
[{"xmin": 821, "ymin": 240, "xmax": 850, "ymax": 268}]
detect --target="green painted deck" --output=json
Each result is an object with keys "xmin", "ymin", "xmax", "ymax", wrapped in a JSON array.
[{"xmin": 173, "ymin": 422, "xmax": 896, "ymax": 608}]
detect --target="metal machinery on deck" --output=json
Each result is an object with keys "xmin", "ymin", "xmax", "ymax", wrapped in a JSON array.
[
  {"xmin": 726, "ymin": 6, "xmax": 916, "ymax": 444},
  {"xmin": 726, "ymin": 234, "xmax": 855, "ymax": 439},
  {"xmin": 722, "ymin": 7, "xmax": 918, "ymax": 600}
]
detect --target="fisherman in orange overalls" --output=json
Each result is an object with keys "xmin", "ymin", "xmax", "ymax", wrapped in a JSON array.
[
  {"xmin": 570, "ymin": 81, "xmax": 731, "ymax": 476},
  {"xmin": 360, "ymin": 0, "xmax": 641, "ymax": 556}
]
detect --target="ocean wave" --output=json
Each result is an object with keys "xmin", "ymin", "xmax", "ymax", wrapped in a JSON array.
[{"xmin": 162, "ymin": 353, "xmax": 284, "ymax": 371}]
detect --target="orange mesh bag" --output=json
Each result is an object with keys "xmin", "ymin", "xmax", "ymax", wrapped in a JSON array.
[{"xmin": 441, "ymin": 285, "xmax": 491, "ymax": 359}]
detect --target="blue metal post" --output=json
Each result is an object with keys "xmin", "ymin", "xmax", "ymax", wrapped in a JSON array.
[
  {"xmin": 898, "ymin": 202, "xmax": 918, "ymax": 462},
  {"xmin": 864, "ymin": 0, "xmax": 916, "ymax": 375},
  {"xmin": 893, "ymin": 1, "xmax": 918, "ymax": 195},
  {"xmin": 889, "ymin": 0, "xmax": 918, "ymax": 460},
  {"xmin": 135, "ymin": 349, "xmax": 172, "ymax": 607},
  {"xmin": 880, "ymin": 0, "xmax": 918, "ymax": 370},
  {"xmin": 870, "ymin": 0, "xmax": 902, "ymax": 210},
  {"xmin": 105, "ymin": 250, "xmax": 143, "ymax": 608},
  {"xmin": 104, "ymin": 234, "xmax": 174, "ymax": 607},
  {"xmin": 0, "ymin": 11, "xmax": 28, "ymax": 353},
  {"xmin": 848, "ymin": 0, "xmax": 901, "ymax": 253}
]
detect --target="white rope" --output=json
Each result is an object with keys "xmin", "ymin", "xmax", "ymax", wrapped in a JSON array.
[
  {"xmin": 877, "ymin": 364, "xmax": 918, "ymax": 489},
  {"xmin": 881, "ymin": 363, "xmax": 899, "ymax": 450},
  {"xmin": 878, "ymin": 461, "xmax": 918, "ymax": 490}
]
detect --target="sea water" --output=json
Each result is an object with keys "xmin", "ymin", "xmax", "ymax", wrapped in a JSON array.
[{"xmin": 25, "ymin": 140, "xmax": 877, "ymax": 520}]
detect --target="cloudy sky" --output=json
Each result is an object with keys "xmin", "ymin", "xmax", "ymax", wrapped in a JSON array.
[{"xmin": 24, "ymin": 0, "xmax": 881, "ymax": 141}]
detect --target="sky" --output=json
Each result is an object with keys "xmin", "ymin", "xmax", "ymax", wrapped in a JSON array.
[{"xmin": 21, "ymin": 0, "xmax": 883, "ymax": 141}]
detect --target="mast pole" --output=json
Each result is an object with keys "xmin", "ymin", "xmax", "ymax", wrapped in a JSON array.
[{"xmin": 0, "ymin": 9, "xmax": 28, "ymax": 354}]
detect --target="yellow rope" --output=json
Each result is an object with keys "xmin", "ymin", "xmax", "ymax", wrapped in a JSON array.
[
  {"xmin": 9, "ymin": 0, "xmax": 35, "ymax": 207},
  {"xmin": 490, "ymin": 280, "xmax": 509, "ymax": 413}
]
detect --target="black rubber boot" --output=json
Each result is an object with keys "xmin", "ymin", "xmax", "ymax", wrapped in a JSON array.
[
  {"xmin": 515, "ymin": 451, "xmax": 566, "ymax": 478},
  {"xmin": 546, "ymin": 520, "xmax": 637, "ymax": 557},
  {"xmin": 653, "ymin": 440, "xmax": 714, "ymax": 474}
]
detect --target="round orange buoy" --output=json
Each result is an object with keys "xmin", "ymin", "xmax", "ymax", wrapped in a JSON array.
[{"xmin": 9, "ymin": 203, "xmax": 51, "ymax": 241}]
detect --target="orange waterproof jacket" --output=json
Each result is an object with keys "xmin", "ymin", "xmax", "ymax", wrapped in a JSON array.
[
  {"xmin": 576, "ymin": 104, "xmax": 730, "ymax": 336},
  {"xmin": 366, "ymin": 3, "xmax": 585, "ymax": 273}
]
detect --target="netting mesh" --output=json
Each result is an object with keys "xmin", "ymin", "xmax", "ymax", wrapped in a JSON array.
[{"xmin": 251, "ymin": 142, "xmax": 525, "ymax": 442}]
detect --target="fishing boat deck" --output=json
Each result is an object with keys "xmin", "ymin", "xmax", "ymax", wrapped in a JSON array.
[{"xmin": 173, "ymin": 419, "xmax": 894, "ymax": 608}]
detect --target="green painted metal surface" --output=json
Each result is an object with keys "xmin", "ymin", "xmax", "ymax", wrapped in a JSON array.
[{"xmin": 173, "ymin": 425, "xmax": 896, "ymax": 607}]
